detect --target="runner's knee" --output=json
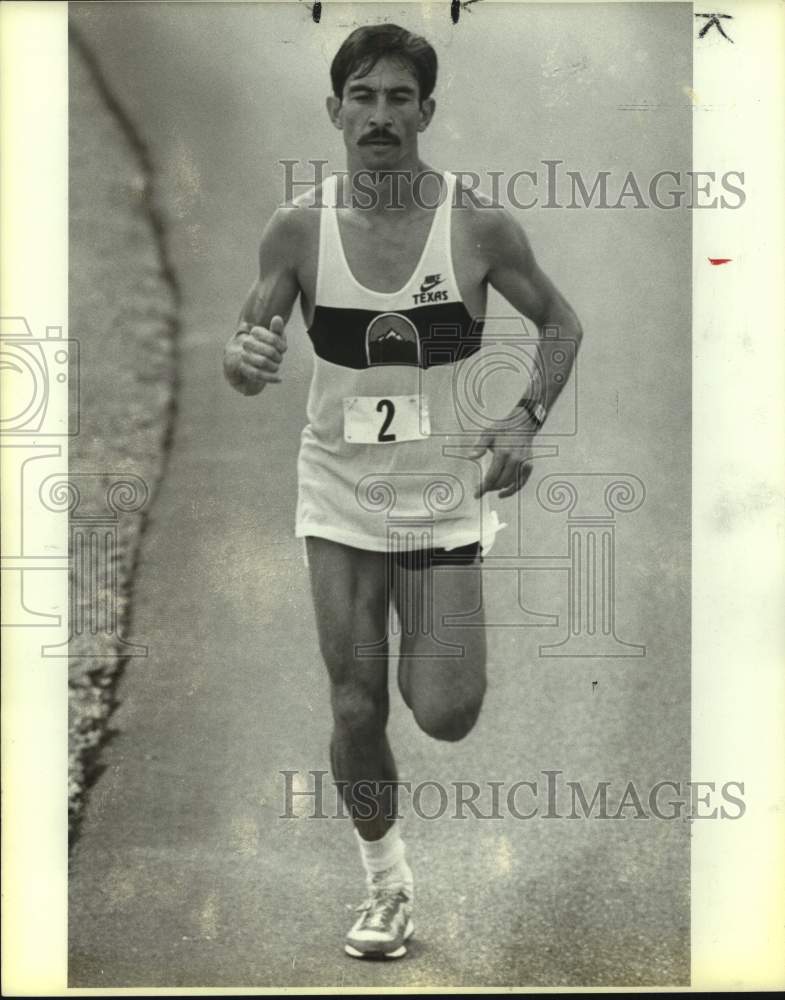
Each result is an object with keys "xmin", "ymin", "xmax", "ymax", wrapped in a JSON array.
[
  {"xmin": 412, "ymin": 671, "xmax": 486, "ymax": 742},
  {"xmin": 331, "ymin": 685, "xmax": 388, "ymax": 742}
]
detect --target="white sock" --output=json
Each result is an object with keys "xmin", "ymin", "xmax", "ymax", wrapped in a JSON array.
[{"xmin": 354, "ymin": 824, "xmax": 407, "ymax": 875}]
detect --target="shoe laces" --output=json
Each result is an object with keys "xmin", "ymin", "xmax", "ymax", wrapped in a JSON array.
[
  {"xmin": 355, "ymin": 888, "xmax": 408, "ymax": 930},
  {"xmin": 355, "ymin": 867, "xmax": 411, "ymax": 928}
]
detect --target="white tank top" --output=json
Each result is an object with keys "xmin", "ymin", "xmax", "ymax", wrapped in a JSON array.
[{"xmin": 295, "ymin": 171, "xmax": 504, "ymax": 554}]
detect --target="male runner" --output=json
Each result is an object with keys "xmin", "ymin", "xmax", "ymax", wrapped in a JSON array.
[{"xmin": 223, "ymin": 24, "xmax": 582, "ymax": 959}]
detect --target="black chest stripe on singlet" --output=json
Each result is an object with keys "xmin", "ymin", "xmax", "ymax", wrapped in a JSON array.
[{"xmin": 307, "ymin": 302, "xmax": 485, "ymax": 370}]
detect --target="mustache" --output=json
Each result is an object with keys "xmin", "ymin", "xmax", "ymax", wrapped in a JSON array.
[{"xmin": 359, "ymin": 131, "xmax": 400, "ymax": 145}]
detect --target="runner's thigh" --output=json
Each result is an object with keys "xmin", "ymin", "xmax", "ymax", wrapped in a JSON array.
[
  {"xmin": 392, "ymin": 557, "xmax": 486, "ymax": 726},
  {"xmin": 305, "ymin": 536, "xmax": 390, "ymax": 690}
]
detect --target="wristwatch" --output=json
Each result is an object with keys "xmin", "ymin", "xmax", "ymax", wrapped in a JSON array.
[{"xmin": 517, "ymin": 398, "xmax": 547, "ymax": 429}]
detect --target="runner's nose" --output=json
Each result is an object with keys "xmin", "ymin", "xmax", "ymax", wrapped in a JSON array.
[{"xmin": 367, "ymin": 97, "xmax": 393, "ymax": 129}]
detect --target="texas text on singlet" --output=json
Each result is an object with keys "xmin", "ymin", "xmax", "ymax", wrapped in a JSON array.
[{"xmin": 295, "ymin": 170, "xmax": 504, "ymax": 557}]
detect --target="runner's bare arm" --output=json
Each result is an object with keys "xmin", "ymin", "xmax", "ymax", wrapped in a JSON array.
[
  {"xmin": 481, "ymin": 207, "xmax": 583, "ymax": 420},
  {"xmin": 469, "ymin": 206, "xmax": 584, "ymax": 499},
  {"xmin": 223, "ymin": 208, "xmax": 303, "ymax": 396}
]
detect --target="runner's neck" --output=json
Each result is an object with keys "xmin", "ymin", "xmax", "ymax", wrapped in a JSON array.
[{"xmin": 340, "ymin": 161, "xmax": 443, "ymax": 215}]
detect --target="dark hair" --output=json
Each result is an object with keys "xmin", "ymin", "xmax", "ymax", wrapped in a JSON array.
[{"xmin": 330, "ymin": 24, "xmax": 437, "ymax": 102}]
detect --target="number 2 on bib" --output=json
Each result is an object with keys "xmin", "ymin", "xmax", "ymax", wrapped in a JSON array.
[
  {"xmin": 376, "ymin": 399, "xmax": 396, "ymax": 442},
  {"xmin": 342, "ymin": 395, "xmax": 431, "ymax": 444}
]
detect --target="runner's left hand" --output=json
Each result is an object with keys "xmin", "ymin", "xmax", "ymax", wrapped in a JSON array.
[{"xmin": 467, "ymin": 415, "xmax": 538, "ymax": 499}]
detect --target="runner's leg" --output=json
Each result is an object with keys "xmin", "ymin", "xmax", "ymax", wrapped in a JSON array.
[
  {"xmin": 306, "ymin": 536, "xmax": 415, "ymax": 959},
  {"xmin": 305, "ymin": 536, "xmax": 397, "ymax": 840},
  {"xmin": 393, "ymin": 551, "xmax": 487, "ymax": 741}
]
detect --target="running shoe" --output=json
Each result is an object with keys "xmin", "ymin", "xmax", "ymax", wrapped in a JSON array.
[{"xmin": 345, "ymin": 868, "xmax": 414, "ymax": 959}]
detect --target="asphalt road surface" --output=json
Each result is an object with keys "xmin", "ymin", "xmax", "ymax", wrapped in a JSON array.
[{"xmin": 68, "ymin": 4, "xmax": 691, "ymax": 988}]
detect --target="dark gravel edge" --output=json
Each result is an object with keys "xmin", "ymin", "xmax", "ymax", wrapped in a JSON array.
[{"xmin": 68, "ymin": 26, "xmax": 181, "ymax": 849}]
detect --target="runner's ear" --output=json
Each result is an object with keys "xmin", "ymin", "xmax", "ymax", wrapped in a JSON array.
[
  {"xmin": 326, "ymin": 95, "xmax": 343, "ymax": 129},
  {"xmin": 418, "ymin": 97, "xmax": 436, "ymax": 132}
]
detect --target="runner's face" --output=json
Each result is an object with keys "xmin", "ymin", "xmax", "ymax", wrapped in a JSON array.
[{"xmin": 329, "ymin": 57, "xmax": 434, "ymax": 168}]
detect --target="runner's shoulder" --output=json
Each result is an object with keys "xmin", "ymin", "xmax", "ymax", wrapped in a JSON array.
[
  {"xmin": 452, "ymin": 178, "xmax": 528, "ymax": 266},
  {"xmin": 261, "ymin": 188, "xmax": 322, "ymax": 261}
]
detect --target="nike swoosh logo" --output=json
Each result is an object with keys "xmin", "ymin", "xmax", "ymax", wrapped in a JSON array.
[{"xmin": 419, "ymin": 277, "xmax": 445, "ymax": 294}]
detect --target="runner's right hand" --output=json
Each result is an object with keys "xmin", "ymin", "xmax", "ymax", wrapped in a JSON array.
[{"xmin": 224, "ymin": 315, "xmax": 287, "ymax": 395}]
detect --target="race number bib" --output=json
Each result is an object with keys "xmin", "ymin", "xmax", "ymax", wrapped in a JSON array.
[{"xmin": 343, "ymin": 395, "xmax": 431, "ymax": 444}]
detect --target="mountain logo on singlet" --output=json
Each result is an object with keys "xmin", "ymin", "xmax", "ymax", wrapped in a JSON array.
[
  {"xmin": 365, "ymin": 312, "xmax": 420, "ymax": 366},
  {"xmin": 413, "ymin": 273, "xmax": 448, "ymax": 305}
]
